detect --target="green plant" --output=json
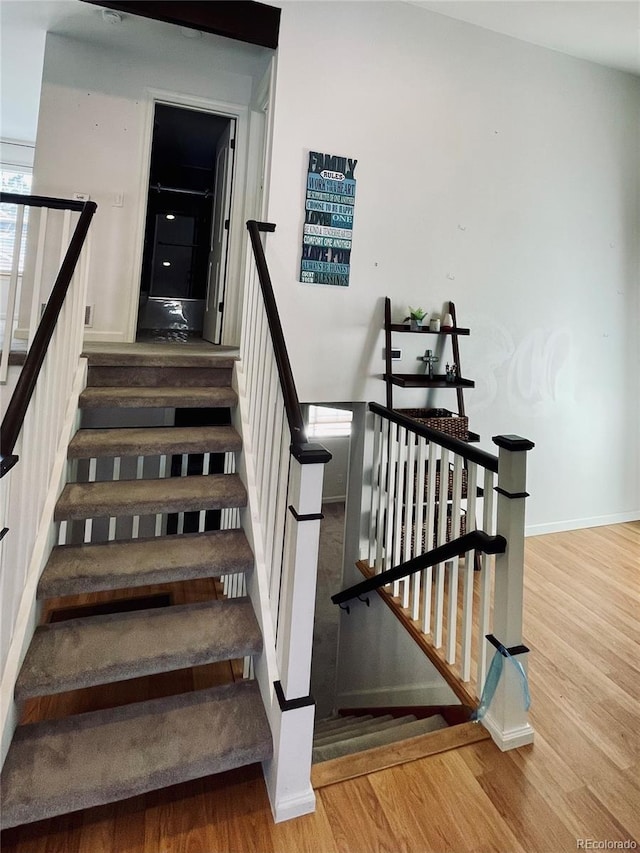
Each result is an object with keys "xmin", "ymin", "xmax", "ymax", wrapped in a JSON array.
[{"xmin": 404, "ymin": 307, "xmax": 427, "ymax": 322}]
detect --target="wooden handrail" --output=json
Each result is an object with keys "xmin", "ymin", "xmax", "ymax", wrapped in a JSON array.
[
  {"xmin": 246, "ymin": 220, "xmax": 331, "ymax": 465},
  {"xmin": 370, "ymin": 402, "xmax": 499, "ymax": 473},
  {"xmin": 0, "ymin": 192, "xmax": 86, "ymax": 212},
  {"xmin": 1, "ymin": 200, "xmax": 97, "ymax": 463},
  {"xmin": 332, "ymin": 530, "xmax": 507, "ymax": 606}
]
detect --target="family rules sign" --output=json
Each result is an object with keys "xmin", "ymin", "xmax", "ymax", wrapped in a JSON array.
[{"xmin": 300, "ymin": 151, "xmax": 357, "ymax": 287}]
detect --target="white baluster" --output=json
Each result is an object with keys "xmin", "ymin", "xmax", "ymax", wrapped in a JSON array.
[
  {"xmin": 131, "ymin": 455, "xmax": 145, "ymax": 539},
  {"xmin": 460, "ymin": 461, "xmax": 478, "ymax": 682},
  {"xmin": 392, "ymin": 426, "xmax": 407, "ymax": 596},
  {"xmin": 368, "ymin": 413, "xmax": 382, "ymax": 568},
  {"xmin": 422, "ymin": 440, "xmax": 437, "ymax": 635},
  {"xmin": 27, "ymin": 208, "xmax": 48, "ymax": 348},
  {"xmin": 83, "ymin": 457, "xmax": 97, "ymax": 543},
  {"xmin": 0, "ymin": 205, "xmax": 25, "ymax": 381},
  {"xmin": 446, "ymin": 453, "xmax": 463, "ymax": 664},
  {"xmin": 109, "ymin": 456, "xmax": 121, "ymax": 540},
  {"xmin": 402, "ymin": 430, "xmax": 416, "ymax": 608},
  {"xmin": 411, "ymin": 436, "xmax": 427, "ymax": 621},
  {"xmin": 433, "ymin": 447, "xmax": 449, "ymax": 648},
  {"xmin": 375, "ymin": 418, "xmax": 390, "ymax": 574},
  {"xmin": 477, "ymin": 467, "xmax": 495, "ymax": 689},
  {"xmin": 383, "ymin": 421, "xmax": 398, "ymax": 574},
  {"xmin": 198, "ymin": 452, "xmax": 211, "ymax": 532}
]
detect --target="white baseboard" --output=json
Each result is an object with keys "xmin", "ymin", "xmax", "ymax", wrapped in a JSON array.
[
  {"xmin": 335, "ymin": 681, "xmax": 460, "ymax": 709},
  {"xmin": 526, "ymin": 510, "xmax": 640, "ymax": 537},
  {"xmin": 482, "ymin": 713, "xmax": 535, "ymax": 751},
  {"xmin": 1, "ymin": 359, "xmax": 87, "ymax": 767},
  {"xmin": 271, "ymin": 787, "xmax": 316, "ymax": 823},
  {"xmin": 82, "ymin": 330, "xmax": 128, "ymax": 343}
]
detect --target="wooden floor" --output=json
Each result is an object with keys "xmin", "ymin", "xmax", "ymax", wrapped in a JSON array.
[{"xmin": 2, "ymin": 522, "xmax": 639, "ymax": 852}]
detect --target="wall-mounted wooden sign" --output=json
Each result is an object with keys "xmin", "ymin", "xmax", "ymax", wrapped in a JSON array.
[{"xmin": 300, "ymin": 151, "xmax": 357, "ymax": 287}]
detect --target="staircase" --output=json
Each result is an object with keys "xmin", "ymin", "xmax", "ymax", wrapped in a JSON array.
[
  {"xmin": 313, "ymin": 712, "xmax": 448, "ymax": 762},
  {"xmin": 0, "ymin": 348, "xmax": 273, "ymax": 829}
]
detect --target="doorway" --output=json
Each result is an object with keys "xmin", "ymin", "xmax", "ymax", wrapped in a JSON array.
[{"xmin": 136, "ymin": 103, "xmax": 235, "ymax": 343}]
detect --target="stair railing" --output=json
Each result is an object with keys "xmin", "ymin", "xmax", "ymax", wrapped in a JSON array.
[
  {"xmin": 236, "ymin": 220, "xmax": 331, "ymax": 821},
  {"xmin": 348, "ymin": 402, "xmax": 534, "ymax": 750},
  {"xmin": 0, "ymin": 194, "xmax": 96, "ymax": 762}
]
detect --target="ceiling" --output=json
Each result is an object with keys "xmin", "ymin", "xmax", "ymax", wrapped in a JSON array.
[
  {"xmin": 411, "ymin": 1, "xmax": 640, "ymax": 76},
  {"xmin": 0, "ymin": 0, "xmax": 638, "ymax": 144}
]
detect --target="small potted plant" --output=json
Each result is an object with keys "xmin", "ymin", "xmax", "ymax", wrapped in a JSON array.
[{"xmin": 404, "ymin": 307, "xmax": 427, "ymax": 331}]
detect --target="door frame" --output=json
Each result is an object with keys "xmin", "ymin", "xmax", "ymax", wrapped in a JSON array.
[{"xmin": 126, "ymin": 88, "xmax": 251, "ymax": 344}]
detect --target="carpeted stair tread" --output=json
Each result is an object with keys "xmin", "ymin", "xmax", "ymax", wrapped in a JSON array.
[
  {"xmin": 79, "ymin": 386, "xmax": 237, "ymax": 409},
  {"xmin": 313, "ymin": 715, "xmax": 410, "ymax": 746},
  {"xmin": 83, "ymin": 350, "xmax": 237, "ymax": 368},
  {"xmin": 68, "ymin": 425, "xmax": 242, "ymax": 459},
  {"xmin": 1, "ymin": 680, "xmax": 271, "ymax": 829},
  {"xmin": 54, "ymin": 473, "xmax": 246, "ymax": 521},
  {"xmin": 87, "ymin": 366, "xmax": 232, "ymax": 388},
  {"xmin": 15, "ymin": 598, "xmax": 261, "ymax": 700},
  {"xmin": 38, "ymin": 530, "xmax": 253, "ymax": 598},
  {"xmin": 313, "ymin": 715, "xmax": 361, "ymax": 735},
  {"xmin": 312, "ymin": 714, "xmax": 448, "ymax": 763}
]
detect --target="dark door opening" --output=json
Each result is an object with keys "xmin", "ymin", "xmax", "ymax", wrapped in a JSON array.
[{"xmin": 136, "ymin": 103, "xmax": 235, "ymax": 343}]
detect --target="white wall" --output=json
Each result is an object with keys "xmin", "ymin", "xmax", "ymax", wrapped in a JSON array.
[
  {"xmin": 30, "ymin": 25, "xmax": 272, "ymax": 343},
  {"xmin": 317, "ymin": 436, "xmax": 349, "ymax": 502},
  {"xmin": 263, "ymin": 1, "xmax": 640, "ymax": 532}
]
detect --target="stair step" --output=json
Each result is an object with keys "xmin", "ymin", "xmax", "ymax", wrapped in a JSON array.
[
  {"xmin": 54, "ymin": 474, "xmax": 247, "ymax": 521},
  {"xmin": 83, "ymin": 350, "xmax": 237, "ymax": 369},
  {"xmin": 87, "ymin": 365, "xmax": 232, "ymax": 388},
  {"xmin": 1, "ymin": 680, "xmax": 272, "ymax": 829},
  {"xmin": 79, "ymin": 386, "xmax": 237, "ymax": 409},
  {"xmin": 68, "ymin": 425, "xmax": 242, "ymax": 459},
  {"xmin": 15, "ymin": 598, "xmax": 261, "ymax": 700},
  {"xmin": 38, "ymin": 530, "xmax": 254, "ymax": 598},
  {"xmin": 312, "ymin": 714, "xmax": 448, "ymax": 763},
  {"xmin": 313, "ymin": 715, "xmax": 411, "ymax": 747},
  {"xmin": 313, "ymin": 715, "xmax": 361, "ymax": 736}
]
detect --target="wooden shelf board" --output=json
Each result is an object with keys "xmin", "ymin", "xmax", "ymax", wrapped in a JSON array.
[
  {"xmin": 389, "ymin": 324, "xmax": 470, "ymax": 336},
  {"xmin": 384, "ymin": 374, "xmax": 475, "ymax": 389}
]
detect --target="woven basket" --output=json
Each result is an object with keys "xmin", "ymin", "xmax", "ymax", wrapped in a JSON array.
[
  {"xmin": 401, "ymin": 507, "xmax": 467, "ymax": 553},
  {"xmin": 398, "ymin": 408, "xmax": 469, "ymax": 441},
  {"xmin": 433, "ymin": 464, "xmax": 468, "ymax": 501}
]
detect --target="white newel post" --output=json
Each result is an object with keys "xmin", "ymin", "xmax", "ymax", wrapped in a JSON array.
[
  {"xmin": 264, "ymin": 442, "xmax": 331, "ymax": 823},
  {"xmin": 482, "ymin": 434, "xmax": 535, "ymax": 750}
]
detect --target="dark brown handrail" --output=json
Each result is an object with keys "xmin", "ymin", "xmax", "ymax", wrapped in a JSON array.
[
  {"xmin": 370, "ymin": 402, "xmax": 499, "ymax": 473},
  {"xmin": 1, "ymin": 199, "xmax": 97, "ymax": 466},
  {"xmin": 246, "ymin": 220, "xmax": 331, "ymax": 465},
  {"xmin": 332, "ymin": 530, "xmax": 507, "ymax": 606},
  {"xmin": 0, "ymin": 192, "xmax": 85, "ymax": 212}
]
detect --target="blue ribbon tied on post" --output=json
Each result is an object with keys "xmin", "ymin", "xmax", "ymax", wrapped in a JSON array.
[{"xmin": 472, "ymin": 641, "xmax": 531, "ymax": 722}]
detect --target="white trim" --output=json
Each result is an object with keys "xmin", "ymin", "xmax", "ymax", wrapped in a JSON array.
[
  {"xmin": 1, "ymin": 359, "xmax": 87, "ymax": 766},
  {"xmin": 526, "ymin": 510, "xmax": 640, "ymax": 537},
  {"xmin": 125, "ymin": 88, "xmax": 250, "ymax": 344},
  {"xmin": 82, "ymin": 329, "xmax": 128, "ymax": 344},
  {"xmin": 482, "ymin": 713, "xmax": 535, "ymax": 751},
  {"xmin": 271, "ymin": 787, "xmax": 317, "ymax": 824}
]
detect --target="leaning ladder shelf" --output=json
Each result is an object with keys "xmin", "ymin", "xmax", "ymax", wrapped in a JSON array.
[{"xmin": 383, "ymin": 296, "xmax": 479, "ymax": 442}]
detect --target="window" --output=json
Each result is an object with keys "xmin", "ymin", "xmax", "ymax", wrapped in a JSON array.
[
  {"xmin": 306, "ymin": 405, "xmax": 352, "ymax": 438},
  {"xmin": 0, "ymin": 166, "xmax": 32, "ymax": 273}
]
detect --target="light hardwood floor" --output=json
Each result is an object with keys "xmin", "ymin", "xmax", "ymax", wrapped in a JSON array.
[{"xmin": 2, "ymin": 522, "xmax": 639, "ymax": 852}]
